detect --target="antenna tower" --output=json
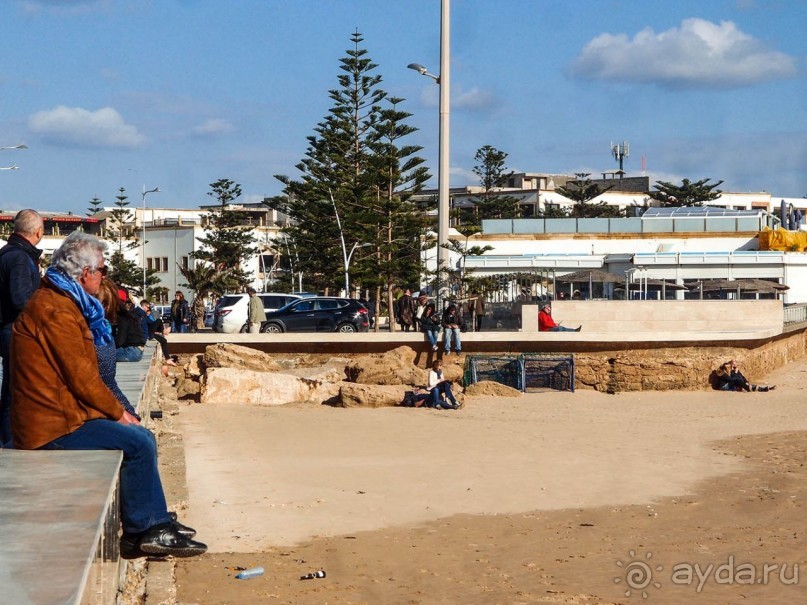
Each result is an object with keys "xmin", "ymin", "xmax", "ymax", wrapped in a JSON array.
[{"xmin": 610, "ymin": 140, "xmax": 629, "ymax": 174}]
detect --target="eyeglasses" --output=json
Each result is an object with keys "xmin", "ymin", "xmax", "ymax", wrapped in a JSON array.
[{"xmin": 87, "ymin": 265, "xmax": 108, "ymax": 276}]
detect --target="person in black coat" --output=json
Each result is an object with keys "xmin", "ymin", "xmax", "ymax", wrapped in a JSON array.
[
  {"xmin": 116, "ymin": 290, "xmax": 147, "ymax": 362},
  {"xmin": 0, "ymin": 209, "xmax": 43, "ymax": 445}
]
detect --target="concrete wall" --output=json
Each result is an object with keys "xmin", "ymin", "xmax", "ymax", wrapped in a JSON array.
[{"xmin": 522, "ymin": 300, "xmax": 783, "ymax": 336}]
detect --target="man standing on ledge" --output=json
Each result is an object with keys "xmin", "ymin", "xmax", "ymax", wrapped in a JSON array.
[
  {"xmin": 11, "ymin": 231, "xmax": 206, "ymax": 558},
  {"xmin": 0, "ymin": 209, "xmax": 43, "ymax": 446},
  {"xmin": 247, "ymin": 287, "xmax": 266, "ymax": 333}
]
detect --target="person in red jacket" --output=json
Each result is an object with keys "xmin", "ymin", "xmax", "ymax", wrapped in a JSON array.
[{"xmin": 538, "ymin": 303, "xmax": 581, "ymax": 332}]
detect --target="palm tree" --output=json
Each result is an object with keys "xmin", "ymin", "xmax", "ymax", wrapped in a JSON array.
[
  {"xmin": 178, "ymin": 263, "xmax": 232, "ymax": 299},
  {"xmin": 179, "ymin": 262, "xmax": 234, "ymax": 331}
]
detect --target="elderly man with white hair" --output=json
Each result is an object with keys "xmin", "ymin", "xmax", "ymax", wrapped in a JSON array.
[{"xmin": 11, "ymin": 231, "xmax": 206, "ymax": 559}]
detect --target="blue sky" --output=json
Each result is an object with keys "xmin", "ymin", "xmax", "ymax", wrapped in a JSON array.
[{"xmin": 0, "ymin": 0, "xmax": 804, "ymax": 214}]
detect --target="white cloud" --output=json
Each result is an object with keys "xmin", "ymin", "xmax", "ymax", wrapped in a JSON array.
[
  {"xmin": 190, "ymin": 118, "xmax": 235, "ymax": 137},
  {"xmin": 20, "ymin": 0, "xmax": 109, "ymax": 16},
  {"xmin": 28, "ymin": 105, "xmax": 146, "ymax": 148},
  {"xmin": 570, "ymin": 18, "xmax": 797, "ymax": 90}
]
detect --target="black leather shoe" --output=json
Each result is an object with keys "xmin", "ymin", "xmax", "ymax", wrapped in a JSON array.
[
  {"xmin": 138, "ymin": 524, "xmax": 208, "ymax": 557},
  {"xmin": 120, "ymin": 534, "xmax": 168, "ymax": 560},
  {"xmin": 167, "ymin": 512, "xmax": 197, "ymax": 537},
  {"xmin": 120, "ymin": 534, "xmax": 145, "ymax": 560}
]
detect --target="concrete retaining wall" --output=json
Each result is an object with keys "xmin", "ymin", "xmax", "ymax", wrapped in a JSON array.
[{"xmin": 522, "ymin": 300, "xmax": 783, "ymax": 336}]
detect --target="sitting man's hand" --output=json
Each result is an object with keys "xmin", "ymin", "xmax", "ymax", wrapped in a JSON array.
[{"xmin": 118, "ymin": 410, "xmax": 141, "ymax": 426}]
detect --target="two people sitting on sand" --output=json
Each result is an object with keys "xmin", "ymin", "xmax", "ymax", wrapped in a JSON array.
[
  {"xmin": 538, "ymin": 303, "xmax": 581, "ymax": 332},
  {"xmin": 401, "ymin": 360, "xmax": 460, "ymax": 410},
  {"xmin": 713, "ymin": 360, "xmax": 775, "ymax": 392}
]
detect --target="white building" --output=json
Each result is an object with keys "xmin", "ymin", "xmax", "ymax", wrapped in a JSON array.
[{"xmin": 436, "ymin": 207, "xmax": 807, "ymax": 303}]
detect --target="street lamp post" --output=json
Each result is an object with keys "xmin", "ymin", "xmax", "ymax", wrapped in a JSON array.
[
  {"xmin": 408, "ymin": 0, "xmax": 450, "ymax": 308},
  {"xmin": 0, "ymin": 144, "xmax": 27, "ymax": 171},
  {"xmin": 344, "ymin": 242, "xmax": 371, "ymax": 297},
  {"xmin": 141, "ymin": 185, "xmax": 160, "ymax": 299}
]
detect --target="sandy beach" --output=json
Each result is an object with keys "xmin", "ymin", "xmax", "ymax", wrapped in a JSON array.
[{"xmin": 170, "ymin": 358, "xmax": 807, "ymax": 604}]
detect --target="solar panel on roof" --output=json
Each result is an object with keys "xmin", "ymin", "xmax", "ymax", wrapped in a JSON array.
[{"xmin": 642, "ymin": 207, "xmax": 762, "ymax": 218}]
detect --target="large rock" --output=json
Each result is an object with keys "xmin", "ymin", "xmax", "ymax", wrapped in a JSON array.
[
  {"xmin": 464, "ymin": 380, "xmax": 521, "ymax": 397},
  {"xmin": 345, "ymin": 346, "xmax": 428, "ymax": 385},
  {"xmin": 184, "ymin": 354, "xmax": 204, "ymax": 379},
  {"xmin": 204, "ymin": 343, "xmax": 283, "ymax": 372},
  {"xmin": 440, "ymin": 359, "xmax": 465, "ymax": 384},
  {"xmin": 202, "ymin": 367, "xmax": 327, "ymax": 405},
  {"xmin": 337, "ymin": 383, "xmax": 408, "ymax": 408},
  {"xmin": 176, "ymin": 376, "xmax": 201, "ymax": 399}
]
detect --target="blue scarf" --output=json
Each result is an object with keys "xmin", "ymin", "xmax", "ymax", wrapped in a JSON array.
[{"xmin": 45, "ymin": 266, "xmax": 114, "ymax": 347}]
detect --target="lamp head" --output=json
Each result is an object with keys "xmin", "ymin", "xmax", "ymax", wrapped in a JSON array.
[{"xmin": 407, "ymin": 63, "xmax": 428, "ymax": 75}]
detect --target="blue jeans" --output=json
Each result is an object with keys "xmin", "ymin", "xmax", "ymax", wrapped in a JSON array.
[
  {"xmin": 0, "ymin": 324, "xmax": 12, "ymax": 446},
  {"xmin": 40, "ymin": 419, "xmax": 170, "ymax": 534},
  {"xmin": 172, "ymin": 321, "xmax": 187, "ymax": 334},
  {"xmin": 430, "ymin": 382, "xmax": 457, "ymax": 408},
  {"xmin": 443, "ymin": 327, "xmax": 462, "ymax": 352},
  {"xmin": 116, "ymin": 346, "xmax": 144, "ymax": 362},
  {"xmin": 424, "ymin": 329, "xmax": 439, "ymax": 347},
  {"xmin": 549, "ymin": 326, "xmax": 577, "ymax": 332}
]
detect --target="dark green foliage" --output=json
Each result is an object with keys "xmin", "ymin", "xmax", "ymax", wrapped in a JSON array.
[
  {"xmin": 555, "ymin": 173, "xmax": 620, "ymax": 218},
  {"xmin": 647, "ymin": 178, "xmax": 724, "ymax": 207},
  {"xmin": 178, "ymin": 263, "xmax": 230, "ymax": 298},
  {"xmin": 468, "ymin": 145, "xmax": 521, "ymax": 221},
  {"xmin": 86, "ymin": 196, "xmax": 103, "ymax": 216},
  {"xmin": 191, "ymin": 179, "xmax": 257, "ymax": 292},
  {"xmin": 99, "ymin": 188, "xmax": 157, "ymax": 294},
  {"xmin": 272, "ymin": 31, "xmax": 430, "ymax": 314}
]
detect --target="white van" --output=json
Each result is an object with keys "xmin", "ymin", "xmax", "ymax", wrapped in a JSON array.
[{"xmin": 213, "ymin": 293, "xmax": 301, "ymax": 333}]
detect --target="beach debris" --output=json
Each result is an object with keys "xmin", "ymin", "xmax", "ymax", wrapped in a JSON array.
[
  {"xmin": 236, "ymin": 566, "xmax": 265, "ymax": 580},
  {"xmin": 300, "ymin": 570, "xmax": 326, "ymax": 580}
]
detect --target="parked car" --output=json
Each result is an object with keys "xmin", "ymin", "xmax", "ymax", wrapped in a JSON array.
[
  {"xmin": 213, "ymin": 293, "xmax": 302, "ymax": 333},
  {"xmin": 152, "ymin": 305, "xmax": 172, "ymax": 323},
  {"xmin": 262, "ymin": 297, "xmax": 369, "ymax": 333}
]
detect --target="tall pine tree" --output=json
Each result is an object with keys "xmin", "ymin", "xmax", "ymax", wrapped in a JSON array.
[
  {"xmin": 191, "ymin": 178, "xmax": 257, "ymax": 292},
  {"xmin": 100, "ymin": 187, "xmax": 155, "ymax": 293},
  {"xmin": 273, "ymin": 31, "xmax": 429, "ymax": 310},
  {"xmin": 468, "ymin": 145, "xmax": 521, "ymax": 221},
  {"xmin": 362, "ymin": 97, "xmax": 431, "ymax": 327}
]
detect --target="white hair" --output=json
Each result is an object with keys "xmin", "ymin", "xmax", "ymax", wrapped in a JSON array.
[{"xmin": 50, "ymin": 231, "xmax": 107, "ymax": 280}]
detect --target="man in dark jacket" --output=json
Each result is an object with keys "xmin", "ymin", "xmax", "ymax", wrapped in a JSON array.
[{"xmin": 0, "ymin": 209, "xmax": 43, "ymax": 445}]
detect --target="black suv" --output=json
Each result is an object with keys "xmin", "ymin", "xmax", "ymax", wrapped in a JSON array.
[{"xmin": 262, "ymin": 297, "xmax": 369, "ymax": 333}]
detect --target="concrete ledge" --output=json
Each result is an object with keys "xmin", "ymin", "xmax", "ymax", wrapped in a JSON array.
[
  {"xmin": 166, "ymin": 325, "xmax": 789, "ymax": 356},
  {"xmin": 0, "ymin": 449, "xmax": 122, "ymax": 605}
]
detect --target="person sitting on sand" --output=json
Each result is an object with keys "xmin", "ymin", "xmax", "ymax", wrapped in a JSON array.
[
  {"xmin": 713, "ymin": 360, "xmax": 775, "ymax": 392},
  {"xmin": 538, "ymin": 303, "xmax": 581, "ymax": 332},
  {"xmin": 428, "ymin": 360, "xmax": 459, "ymax": 410}
]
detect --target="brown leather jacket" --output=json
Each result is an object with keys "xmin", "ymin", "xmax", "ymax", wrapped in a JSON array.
[{"xmin": 11, "ymin": 279, "xmax": 123, "ymax": 449}]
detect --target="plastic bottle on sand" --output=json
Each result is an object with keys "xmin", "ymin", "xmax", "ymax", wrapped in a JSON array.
[{"xmin": 236, "ymin": 566, "xmax": 265, "ymax": 580}]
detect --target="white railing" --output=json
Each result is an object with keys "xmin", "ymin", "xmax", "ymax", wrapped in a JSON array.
[{"xmin": 784, "ymin": 304, "xmax": 807, "ymax": 325}]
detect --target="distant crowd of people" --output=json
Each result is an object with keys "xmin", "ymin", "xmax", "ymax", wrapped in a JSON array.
[{"xmin": 0, "ymin": 211, "xmax": 205, "ymax": 559}]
